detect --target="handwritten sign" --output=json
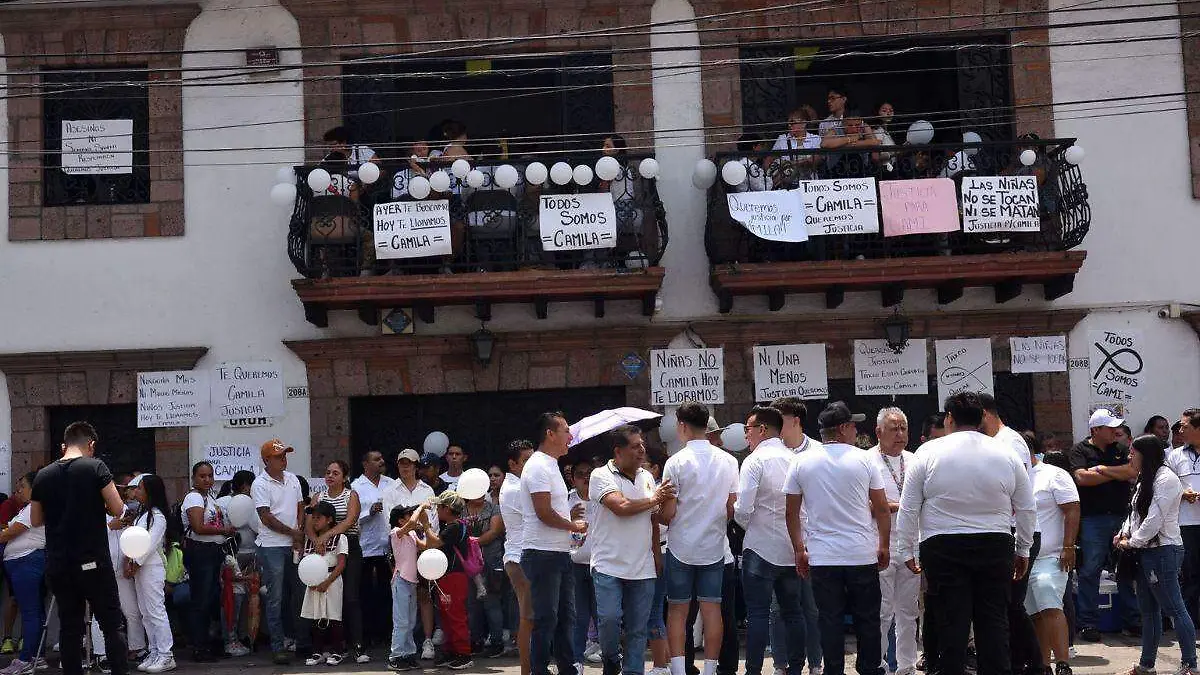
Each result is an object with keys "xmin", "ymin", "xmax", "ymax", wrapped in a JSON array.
[
  {"xmin": 799, "ymin": 178, "xmax": 880, "ymax": 236},
  {"xmin": 961, "ymin": 176, "xmax": 1040, "ymax": 233},
  {"xmin": 854, "ymin": 339, "xmax": 928, "ymax": 395},
  {"xmin": 539, "ymin": 193, "xmax": 616, "ymax": 251},
  {"xmin": 212, "ymin": 362, "xmax": 285, "ymax": 421},
  {"xmin": 650, "ymin": 348, "xmax": 724, "ymax": 405},
  {"xmin": 726, "ymin": 191, "xmax": 807, "ymax": 242},
  {"xmin": 0, "ymin": 442, "xmax": 10, "ymax": 494},
  {"xmin": 880, "ymin": 178, "xmax": 960, "ymax": 237},
  {"xmin": 137, "ymin": 370, "xmax": 211, "ymax": 428},
  {"xmin": 1089, "ymin": 330, "xmax": 1143, "ymax": 407},
  {"xmin": 61, "ymin": 119, "xmax": 133, "ymax": 175},
  {"xmin": 203, "ymin": 444, "xmax": 259, "ymax": 481},
  {"xmin": 374, "ymin": 200, "xmax": 452, "ymax": 259},
  {"xmin": 753, "ymin": 344, "xmax": 828, "ymax": 401},
  {"xmin": 935, "ymin": 339, "xmax": 994, "ymax": 407},
  {"xmin": 1010, "ymin": 336, "xmax": 1067, "ymax": 373}
]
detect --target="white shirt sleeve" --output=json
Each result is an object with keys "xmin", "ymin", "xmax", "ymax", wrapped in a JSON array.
[
  {"xmin": 783, "ymin": 456, "xmax": 803, "ymax": 496},
  {"xmin": 771, "ymin": 134, "xmax": 790, "ymax": 151},
  {"xmin": 1130, "ymin": 471, "xmax": 1182, "ymax": 547},
  {"xmin": 525, "ymin": 461, "xmax": 553, "ymax": 495},
  {"xmin": 590, "ymin": 469, "xmax": 619, "ymax": 507},
  {"xmin": 137, "ymin": 510, "xmax": 167, "ymax": 567},
  {"xmin": 896, "ymin": 454, "xmax": 927, "ymax": 563},
  {"xmin": 1053, "ymin": 470, "xmax": 1081, "ymax": 505},
  {"xmin": 868, "ymin": 458, "xmax": 885, "ymax": 490},
  {"xmin": 733, "ymin": 454, "xmax": 761, "ymax": 529},
  {"xmin": 252, "ymin": 478, "xmax": 271, "ymax": 511},
  {"xmin": 1011, "ymin": 457, "xmax": 1037, "ymax": 557}
]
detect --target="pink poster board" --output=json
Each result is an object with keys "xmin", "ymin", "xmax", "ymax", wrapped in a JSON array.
[{"xmin": 880, "ymin": 178, "xmax": 960, "ymax": 237}]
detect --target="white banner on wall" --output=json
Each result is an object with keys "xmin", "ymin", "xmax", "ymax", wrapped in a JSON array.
[
  {"xmin": 726, "ymin": 191, "xmax": 808, "ymax": 242},
  {"xmin": 1089, "ymin": 330, "xmax": 1144, "ymax": 410},
  {"xmin": 752, "ymin": 344, "xmax": 829, "ymax": 401},
  {"xmin": 137, "ymin": 370, "xmax": 211, "ymax": 429},
  {"xmin": 540, "ymin": 193, "xmax": 617, "ymax": 251},
  {"xmin": 798, "ymin": 178, "xmax": 880, "ymax": 236},
  {"xmin": 650, "ymin": 348, "xmax": 725, "ymax": 405},
  {"xmin": 935, "ymin": 338, "xmax": 995, "ymax": 407},
  {"xmin": 374, "ymin": 200, "xmax": 452, "ymax": 259},
  {"xmin": 211, "ymin": 362, "xmax": 285, "ymax": 421},
  {"xmin": 61, "ymin": 119, "xmax": 134, "ymax": 175},
  {"xmin": 203, "ymin": 444, "xmax": 259, "ymax": 481},
  {"xmin": 1010, "ymin": 336, "xmax": 1067, "ymax": 373},
  {"xmin": 0, "ymin": 442, "xmax": 10, "ymax": 495},
  {"xmin": 854, "ymin": 339, "xmax": 928, "ymax": 395},
  {"xmin": 961, "ymin": 175, "xmax": 1040, "ymax": 233}
]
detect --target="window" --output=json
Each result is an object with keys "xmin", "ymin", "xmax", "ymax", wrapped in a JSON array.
[
  {"xmin": 42, "ymin": 67, "xmax": 151, "ymax": 206},
  {"xmin": 47, "ymin": 404, "xmax": 156, "ymax": 475}
]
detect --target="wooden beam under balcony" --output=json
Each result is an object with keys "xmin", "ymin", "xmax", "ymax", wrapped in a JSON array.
[{"xmin": 710, "ymin": 251, "xmax": 1087, "ymax": 313}]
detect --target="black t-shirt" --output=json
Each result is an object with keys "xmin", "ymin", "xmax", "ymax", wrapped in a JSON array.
[
  {"xmin": 31, "ymin": 457, "xmax": 114, "ymax": 572},
  {"xmin": 439, "ymin": 521, "xmax": 470, "ymax": 574},
  {"xmin": 1067, "ymin": 440, "xmax": 1133, "ymax": 517}
]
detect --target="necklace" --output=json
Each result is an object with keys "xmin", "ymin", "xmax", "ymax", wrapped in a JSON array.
[{"xmin": 881, "ymin": 452, "xmax": 905, "ymax": 494}]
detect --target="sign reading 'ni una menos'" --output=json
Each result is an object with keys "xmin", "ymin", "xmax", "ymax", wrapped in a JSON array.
[
  {"xmin": 374, "ymin": 200, "xmax": 453, "ymax": 259},
  {"xmin": 539, "ymin": 193, "xmax": 617, "ymax": 251},
  {"xmin": 752, "ymin": 344, "xmax": 829, "ymax": 401}
]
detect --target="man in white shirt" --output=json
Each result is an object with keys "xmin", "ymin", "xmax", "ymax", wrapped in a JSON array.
[
  {"xmin": 380, "ymin": 449, "xmax": 438, "ymax": 658},
  {"xmin": 521, "ymin": 413, "xmax": 587, "ymax": 675},
  {"xmin": 896, "ymin": 392, "xmax": 1036, "ymax": 675},
  {"xmin": 1169, "ymin": 408, "xmax": 1200, "ymax": 628},
  {"xmin": 735, "ymin": 406, "xmax": 805, "ymax": 675},
  {"xmin": 660, "ymin": 402, "xmax": 739, "ymax": 675},
  {"xmin": 785, "ymin": 401, "xmax": 890, "ymax": 675},
  {"xmin": 500, "ymin": 440, "xmax": 535, "ymax": 675},
  {"xmin": 868, "ymin": 407, "xmax": 918, "ymax": 675},
  {"xmin": 441, "ymin": 445, "xmax": 467, "ymax": 491},
  {"xmin": 350, "ymin": 450, "xmax": 396, "ymax": 654},
  {"xmin": 589, "ymin": 426, "xmax": 676, "ymax": 675},
  {"xmin": 250, "ymin": 439, "xmax": 305, "ymax": 665}
]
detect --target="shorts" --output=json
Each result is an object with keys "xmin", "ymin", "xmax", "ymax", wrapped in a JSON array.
[
  {"xmin": 1024, "ymin": 556, "xmax": 1069, "ymax": 615},
  {"xmin": 664, "ymin": 551, "xmax": 723, "ymax": 605},
  {"xmin": 504, "ymin": 561, "xmax": 534, "ymax": 621}
]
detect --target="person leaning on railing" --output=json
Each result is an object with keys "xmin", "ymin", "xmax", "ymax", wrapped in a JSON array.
[{"xmin": 769, "ymin": 105, "xmax": 820, "ymax": 187}]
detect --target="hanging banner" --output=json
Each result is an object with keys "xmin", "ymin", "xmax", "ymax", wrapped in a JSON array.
[
  {"xmin": 374, "ymin": 200, "xmax": 453, "ymax": 259},
  {"xmin": 880, "ymin": 178, "xmax": 960, "ymax": 237},
  {"xmin": 539, "ymin": 193, "xmax": 617, "ymax": 251},
  {"xmin": 203, "ymin": 444, "xmax": 259, "ymax": 481},
  {"xmin": 1089, "ymin": 330, "xmax": 1144, "ymax": 410},
  {"xmin": 1010, "ymin": 336, "xmax": 1068, "ymax": 373},
  {"xmin": 935, "ymin": 338, "xmax": 995, "ymax": 407},
  {"xmin": 650, "ymin": 348, "xmax": 724, "ymax": 405},
  {"xmin": 798, "ymin": 178, "xmax": 880, "ymax": 236},
  {"xmin": 725, "ymin": 190, "xmax": 808, "ymax": 242},
  {"xmin": 211, "ymin": 362, "xmax": 285, "ymax": 420},
  {"xmin": 61, "ymin": 119, "xmax": 133, "ymax": 175},
  {"xmin": 752, "ymin": 344, "xmax": 829, "ymax": 401},
  {"xmin": 137, "ymin": 370, "xmax": 211, "ymax": 428},
  {"xmin": 854, "ymin": 339, "xmax": 928, "ymax": 395},
  {"xmin": 961, "ymin": 176, "xmax": 1040, "ymax": 233}
]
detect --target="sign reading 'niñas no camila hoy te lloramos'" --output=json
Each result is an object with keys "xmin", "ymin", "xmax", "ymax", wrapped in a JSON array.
[{"xmin": 650, "ymin": 348, "xmax": 725, "ymax": 405}]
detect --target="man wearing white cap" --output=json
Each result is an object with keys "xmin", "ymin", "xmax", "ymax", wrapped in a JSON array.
[{"xmin": 1067, "ymin": 409, "xmax": 1140, "ymax": 641}]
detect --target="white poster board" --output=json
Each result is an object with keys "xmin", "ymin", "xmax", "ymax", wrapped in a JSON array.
[
  {"xmin": 1089, "ymin": 330, "xmax": 1144, "ymax": 410},
  {"xmin": 798, "ymin": 178, "xmax": 880, "ymax": 236},
  {"xmin": 374, "ymin": 200, "xmax": 452, "ymax": 259},
  {"xmin": 752, "ymin": 344, "xmax": 829, "ymax": 401},
  {"xmin": 203, "ymin": 444, "xmax": 259, "ymax": 481},
  {"xmin": 1010, "ymin": 336, "xmax": 1067, "ymax": 373},
  {"xmin": 854, "ymin": 339, "xmax": 928, "ymax": 395},
  {"xmin": 0, "ymin": 442, "xmax": 10, "ymax": 495},
  {"xmin": 137, "ymin": 370, "xmax": 211, "ymax": 428},
  {"xmin": 650, "ymin": 348, "xmax": 724, "ymax": 405},
  {"xmin": 726, "ymin": 191, "xmax": 808, "ymax": 242},
  {"xmin": 61, "ymin": 119, "xmax": 133, "ymax": 175},
  {"xmin": 935, "ymin": 338, "xmax": 995, "ymax": 407},
  {"xmin": 539, "ymin": 193, "xmax": 617, "ymax": 251},
  {"xmin": 212, "ymin": 362, "xmax": 285, "ymax": 420},
  {"xmin": 961, "ymin": 176, "xmax": 1040, "ymax": 233}
]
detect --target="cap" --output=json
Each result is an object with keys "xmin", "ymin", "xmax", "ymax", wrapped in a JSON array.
[
  {"xmin": 1089, "ymin": 408, "xmax": 1125, "ymax": 429},
  {"xmin": 126, "ymin": 473, "xmax": 152, "ymax": 488},
  {"xmin": 433, "ymin": 491, "xmax": 465, "ymax": 514},
  {"xmin": 396, "ymin": 449, "xmax": 420, "ymax": 463},
  {"xmin": 260, "ymin": 439, "xmax": 294, "ymax": 461},
  {"xmin": 818, "ymin": 401, "xmax": 866, "ymax": 429},
  {"xmin": 418, "ymin": 452, "xmax": 442, "ymax": 469},
  {"xmin": 706, "ymin": 417, "xmax": 722, "ymax": 434}
]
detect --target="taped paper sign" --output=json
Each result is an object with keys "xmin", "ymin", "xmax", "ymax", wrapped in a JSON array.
[
  {"xmin": 798, "ymin": 178, "xmax": 880, "ymax": 236},
  {"xmin": 935, "ymin": 338, "xmax": 994, "ymax": 407},
  {"xmin": 650, "ymin": 348, "xmax": 725, "ymax": 405},
  {"xmin": 203, "ymin": 444, "xmax": 259, "ymax": 481},
  {"xmin": 137, "ymin": 370, "xmax": 211, "ymax": 429},
  {"xmin": 1089, "ymin": 330, "xmax": 1143, "ymax": 408},
  {"xmin": 1010, "ymin": 336, "xmax": 1067, "ymax": 373},
  {"xmin": 752, "ymin": 344, "xmax": 829, "ymax": 401},
  {"xmin": 854, "ymin": 339, "xmax": 928, "ymax": 395},
  {"xmin": 961, "ymin": 176, "xmax": 1040, "ymax": 233},
  {"xmin": 61, "ymin": 119, "xmax": 133, "ymax": 175},
  {"xmin": 540, "ymin": 193, "xmax": 617, "ymax": 250},
  {"xmin": 374, "ymin": 200, "xmax": 452, "ymax": 259},
  {"xmin": 212, "ymin": 362, "xmax": 285, "ymax": 420},
  {"xmin": 726, "ymin": 190, "xmax": 807, "ymax": 242},
  {"xmin": 880, "ymin": 178, "xmax": 960, "ymax": 237}
]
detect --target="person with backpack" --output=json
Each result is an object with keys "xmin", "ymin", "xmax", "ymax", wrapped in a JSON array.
[{"xmin": 417, "ymin": 492, "xmax": 474, "ymax": 670}]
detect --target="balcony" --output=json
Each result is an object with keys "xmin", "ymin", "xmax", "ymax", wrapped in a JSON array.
[
  {"xmin": 704, "ymin": 138, "xmax": 1090, "ymax": 312},
  {"xmin": 286, "ymin": 156, "xmax": 667, "ymax": 327}
]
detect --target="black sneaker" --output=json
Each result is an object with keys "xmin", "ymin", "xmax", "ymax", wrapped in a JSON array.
[
  {"xmin": 1080, "ymin": 627, "xmax": 1101, "ymax": 642},
  {"xmin": 1122, "ymin": 625, "xmax": 1143, "ymax": 638},
  {"xmin": 92, "ymin": 657, "xmax": 111, "ymax": 674},
  {"xmin": 433, "ymin": 652, "xmax": 453, "ymax": 668},
  {"xmin": 1055, "ymin": 663, "xmax": 1073, "ymax": 675},
  {"xmin": 447, "ymin": 656, "xmax": 474, "ymax": 670},
  {"xmin": 484, "ymin": 644, "xmax": 505, "ymax": 659},
  {"xmin": 388, "ymin": 656, "xmax": 418, "ymax": 672}
]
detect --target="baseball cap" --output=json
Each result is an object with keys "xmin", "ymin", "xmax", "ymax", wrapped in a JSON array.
[
  {"xmin": 396, "ymin": 448, "xmax": 420, "ymax": 463},
  {"xmin": 818, "ymin": 401, "xmax": 866, "ymax": 429},
  {"xmin": 1089, "ymin": 408, "xmax": 1124, "ymax": 429},
  {"xmin": 418, "ymin": 452, "xmax": 442, "ymax": 469},
  {"xmin": 260, "ymin": 439, "xmax": 294, "ymax": 461}
]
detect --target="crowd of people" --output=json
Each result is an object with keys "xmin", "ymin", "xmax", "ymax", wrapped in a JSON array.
[{"xmin": 3, "ymin": 401, "xmax": 1200, "ymax": 675}]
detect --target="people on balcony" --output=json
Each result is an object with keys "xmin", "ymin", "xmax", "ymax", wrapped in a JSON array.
[
  {"xmin": 771, "ymin": 106, "xmax": 821, "ymax": 154},
  {"xmin": 391, "ymin": 140, "xmax": 431, "ymax": 200},
  {"xmin": 322, "ymin": 126, "xmax": 378, "ymax": 183},
  {"xmin": 822, "ymin": 112, "xmax": 882, "ymax": 178},
  {"xmin": 818, "ymin": 84, "xmax": 850, "ymax": 138},
  {"xmin": 731, "ymin": 134, "xmax": 771, "ymax": 193},
  {"xmin": 871, "ymin": 102, "xmax": 897, "ymax": 147}
]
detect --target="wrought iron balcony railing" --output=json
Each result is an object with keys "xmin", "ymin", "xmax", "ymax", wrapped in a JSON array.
[
  {"xmin": 286, "ymin": 155, "xmax": 668, "ymax": 279},
  {"xmin": 705, "ymin": 138, "xmax": 1090, "ymax": 265}
]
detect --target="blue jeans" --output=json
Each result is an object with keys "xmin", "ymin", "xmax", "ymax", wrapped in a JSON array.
[
  {"xmin": 390, "ymin": 575, "xmax": 417, "ymax": 658},
  {"xmin": 1078, "ymin": 514, "xmax": 1139, "ymax": 629},
  {"xmin": 521, "ymin": 550, "xmax": 577, "ymax": 675},
  {"xmin": 572, "ymin": 563, "xmax": 596, "ymax": 662},
  {"xmin": 742, "ymin": 550, "xmax": 804, "ymax": 675},
  {"xmin": 771, "ymin": 576, "xmax": 822, "ymax": 670},
  {"xmin": 1137, "ymin": 545, "xmax": 1197, "ymax": 670},
  {"xmin": 257, "ymin": 546, "xmax": 291, "ymax": 653},
  {"xmin": 647, "ymin": 572, "xmax": 667, "ymax": 641},
  {"xmin": 6, "ymin": 550, "xmax": 45, "ymax": 662},
  {"xmin": 592, "ymin": 572, "xmax": 655, "ymax": 675}
]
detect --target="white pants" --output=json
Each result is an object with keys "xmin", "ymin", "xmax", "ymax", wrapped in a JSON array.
[
  {"xmin": 133, "ymin": 564, "xmax": 172, "ymax": 659},
  {"xmin": 879, "ymin": 557, "xmax": 921, "ymax": 673},
  {"xmin": 92, "ymin": 573, "xmax": 147, "ymax": 655}
]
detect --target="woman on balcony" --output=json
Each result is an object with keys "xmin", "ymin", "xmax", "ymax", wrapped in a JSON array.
[{"xmin": 770, "ymin": 105, "xmax": 820, "ymax": 186}]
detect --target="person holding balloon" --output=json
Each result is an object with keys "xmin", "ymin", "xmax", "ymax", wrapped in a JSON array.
[
  {"xmin": 418, "ymin": 492, "xmax": 475, "ymax": 671},
  {"xmin": 216, "ymin": 471, "xmax": 261, "ymax": 659},
  {"xmin": 383, "ymin": 450, "xmax": 440, "ymax": 660},
  {"xmin": 297, "ymin": 501, "xmax": 349, "ymax": 667},
  {"xmin": 387, "ymin": 504, "xmax": 424, "ymax": 672},
  {"xmin": 124, "ymin": 474, "xmax": 181, "ymax": 674},
  {"xmin": 309, "ymin": 461, "xmax": 366, "ymax": 664},
  {"xmin": 180, "ymin": 462, "xmax": 236, "ymax": 663}
]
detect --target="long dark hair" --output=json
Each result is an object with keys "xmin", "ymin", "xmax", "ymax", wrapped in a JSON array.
[
  {"xmin": 1132, "ymin": 434, "xmax": 1168, "ymax": 520},
  {"xmin": 140, "ymin": 475, "xmax": 183, "ymax": 548}
]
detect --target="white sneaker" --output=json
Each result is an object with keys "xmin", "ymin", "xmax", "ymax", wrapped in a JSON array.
[
  {"xmin": 421, "ymin": 640, "xmax": 435, "ymax": 660},
  {"xmin": 146, "ymin": 656, "xmax": 176, "ymax": 673},
  {"xmin": 1069, "ymin": 646, "xmax": 1078, "ymax": 659},
  {"xmin": 647, "ymin": 668, "xmax": 671, "ymax": 675},
  {"xmin": 809, "ymin": 667, "xmax": 824, "ymax": 675},
  {"xmin": 136, "ymin": 655, "xmax": 158, "ymax": 673},
  {"xmin": 225, "ymin": 641, "xmax": 250, "ymax": 657},
  {"xmin": 432, "ymin": 629, "xmax": 445, "ymax": 646},
  {"xmin": 574, "ymin": 662, "xmax": 585, "ymax": 675},
  {"xmin": 304, "ymin": 652, "xmax": 329, "ymax": 667},
  {"xmin": 585, "ymin": 641, "xmax": 602, "ymax": 663},
  {"xmin": 502, "ymin": 629, "xmax": 512, "ymax": 644}
]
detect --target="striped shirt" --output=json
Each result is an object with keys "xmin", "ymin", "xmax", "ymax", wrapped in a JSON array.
[{"xmin": 320, "ymin": 486, "xmax": 358, "ymax": 536}]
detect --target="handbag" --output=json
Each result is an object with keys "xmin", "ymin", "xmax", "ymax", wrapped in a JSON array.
[{"xmin": 1112, "ymin": 547, "xmax": 1142, "ymax": 583}]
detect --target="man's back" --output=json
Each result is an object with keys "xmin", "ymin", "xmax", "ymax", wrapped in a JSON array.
[
  {"xmin": 663, "ymin": 439, "xmax": 738, "ymax": 566},
  {"xmin": 31, "ymin": 456, "xmax": 113, "ymax": 571},
  {"xmin": 784, "ymin": 442, "xmax": 883, "ymax": 566}
]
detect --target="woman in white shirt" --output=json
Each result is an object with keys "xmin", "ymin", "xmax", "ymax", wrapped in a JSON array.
[
  {"xmin": 180, "ymin": 462, "xmax": 235, "ymax": 663},
  {"xmin": 0, "ymin": 472, "xmax": 46, "ymax": 674},
  {"xmin": 126, "ymin": 475, "xmax": 182, "ymax": 674},
  {"xmin": 1116, "ymin": 435, "xmax": 1197, "ymax": 675}
]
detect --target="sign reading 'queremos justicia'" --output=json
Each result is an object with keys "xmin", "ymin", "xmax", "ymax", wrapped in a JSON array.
[
  {"xmin": 854, "ymin": 339, "xmax": 928, "ymax": 395},
  {"xmin": 752, "ymin": 344, "xmax": 829, "ymax": 401}
]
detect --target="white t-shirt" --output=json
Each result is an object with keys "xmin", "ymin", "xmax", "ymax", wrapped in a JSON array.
[
  {"xmin": 772, "ymin": 132, "xmax": 822, "ymax": 152},
  {"xmin": 588, "ymin": 462, "xmax": 657, "ymax": 580},
  {"xmin": 1030, "ymin": 463, "xmax": 1080, "ymax": 561},
  {"xmin": 351, "ymin": 474, "xmax": 395, "ymax": 557},
  {"xmin": 734, "ymin": 438, "xmax": 796, "ymax": 567},
  {"xmin": 520, "ymin": 451, "xmax": 573, "ymax": 553},
  {"xmin": 784, "ymin": 442, "xmax": 885, "ymax": 566},
  {"xmin": 441, "ymin": 472, "xmax": 461, "ymax": 493},
  {"xmin": 181, "ymin": 491, "xmax": 226, "ymax": 544},
  {"xmin": 251, "ymin": 471, "xmax": 304, "ymax": 548},
  {"xmin": 869, "ymin": 446, "xmax": 916, "ymax": 556},
  {"xmin": 662, "ymin": 439, "xmax": 738, "ymax": 566},
  {"xmin": 498, "ymin": 473, "xmax": 525, "ymax": 564},
  {"xmin": 1167, "ymin": 445, "xmax": 1200, "ymax": 526},
  {"xmin": 3, "ymin": 504, "xmax": 45, "ymax": 561},
  {"xmin": 992, "ymin": 425, "xmax": 1036, "ymax": 530}
]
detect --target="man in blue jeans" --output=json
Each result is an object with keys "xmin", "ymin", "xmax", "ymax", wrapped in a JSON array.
[
  {"xmin": 250, "ymin": 439, "xmax": 306, "ymax": 665},
  {"xmin": 1067, "ymin": 409, "xmax": 1140, "ymax": 641}
]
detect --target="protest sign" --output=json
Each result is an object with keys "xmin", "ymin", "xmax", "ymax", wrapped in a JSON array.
[
  {"xmin": 61, "ymin": 119, "xmax": 133, "ymax": 175},
  {"xmin": 961, "ymin": 176, "xmax": 1040, "ymax": 233},
  {"xmin": 854, "ymin": 339, "xmax": 928, "ymax": 395},
  {"xmin": 935, "ymin": 339, "xmax": 994, "ymax": 406},
  {"xmin": 798, "ymin": 178, "xmax": 880, "ymax": 236},
  {"xmin": 212, "ymin": 362, "xmax": 285, "ymax": 420},
  {"xmin": 1089, "ymin": 330, "xmax": 1144, "ymax": 409},
  {"xmin": 650, "ymin": 348, "xmax": 724, "ymax": 405},
  {"xmin": 540, "ymin": 193, "xmax": 617, "ymax": 251},
  {"xmin": 726, "ymin": 191, "xmax": 807, "ymax": 242},
  {"xmin": 752, "ymin": 344, "xmax": 828, "ymax": 401},
  {"xmin": 374, "ymin": 200, "xmax": 452, "ymax": 259},
  {"xmin": 880, "ymin": 178, "xmax": 960, "ymax": 237},
  {"xmin": 203, "ymin": 444, "xmax": 259, "ymax": 481},
  {"xmin": 137, "ymin": 370, "xmax": 210, "ymax": 428},
  {"xmin": 1010, "ymin": 336, "xmax": 1067, "ymax": 373}
]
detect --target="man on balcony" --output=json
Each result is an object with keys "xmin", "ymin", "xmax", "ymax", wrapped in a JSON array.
[{"xmin": 323, "ymin": 126, "xmax": 379, "ymax": 183}]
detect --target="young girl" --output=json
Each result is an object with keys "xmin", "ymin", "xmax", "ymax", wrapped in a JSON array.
[
  {"xmin": 301, "ymin": 501, "xmax": 349, "ymax": 667},
  {"xmin": 126, "ymin": 474, "xmax": 180, "ymax": 674},
  {"xmin": 388, "ymin": 505, "xmax": 421, "ymax": 672},
  {"xmin": 418, "ymin": 492, "xmax": 473, "ymax": 670},
  {"xmin": 216, "ymin": 470, "xmax": 260, "ymax": 657}
]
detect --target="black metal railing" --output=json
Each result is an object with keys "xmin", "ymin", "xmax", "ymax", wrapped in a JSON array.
[
  {"xmin": 286, "ymin": 155, "xmax": 668, "ymax": 279},
  {"xmin": 705, "ymin": 138, "xmax": 1090, "ymax": 265}
]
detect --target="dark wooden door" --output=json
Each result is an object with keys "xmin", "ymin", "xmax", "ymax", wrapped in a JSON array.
[{"xmin": 46, "ymin": 404, "xmax": 156, "ymax": 476}]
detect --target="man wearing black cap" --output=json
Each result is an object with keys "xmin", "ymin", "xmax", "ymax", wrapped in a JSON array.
[{"xmin": 784, "ymin": 401, "xmax": 891, "ymax": 675}]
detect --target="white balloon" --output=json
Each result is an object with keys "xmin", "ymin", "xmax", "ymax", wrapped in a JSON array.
[
  {"xmin": 906, "ymin": 120, "xmax": 935, "ymax": 145},
  {"xmin": 721, "ymin": 423, "xmax": 749, "ymax": 452},
  {"xmin": 525, "ymin": 162, "xmax": 549, "ymax": 185},
  {"xmin": 429, "ymin": 170, "xmax": 452, "ymax": 193},
  {"xmin": 494, "ymin": 164, "xmax": 519, "ymax": 189},
  {"xmin": 457, "ymin": 468, "xmax": 490, "ymax": 500},
  {"xmin": 466, "ymin": 169, "xmax": 486, "ymax": 189},
  {"xmin": 1064, "ymin": 145, "xmax": 1085, "ymax": 165},
  {"xmin": 550, "ymin": 162, "xmax": 574, "ymax": 186},
  {"xmin": 306, "ymin": 168, "xmax": 332, "ymax": 193},
  {"xmin": 691, "ymin": 173, "xmax": 710, "ymax": 191},
  {"xmin": 962, "ymin": 131, "xmax": 982, "ymax": 157},
  {"xmin": 227, "ymin": 494, "xmax": 255, "ymax": 528},
  {"xmin": 269, "ymin": 182, "xmax": 297, "ymax": 207},
  {"xmin": 638, "ymin": 157, "xmax": 660, "ymax": 179},
  {"xmin": 693, "ymin": 159, "xmax": 718, "ymax": 189},
  {"xmin": 119, "ymin": 526, "xmax": 152, "ymax": 559},
  {"xmin": 275, "ymin": 166, "xmax": 296, "ymax": 185},
  {"xmin": 451, "ymin": 159, "xmax": 471, "ymax": 179},
  {"xmin": 595, "ymin": 156, "xmax": 621, "ymax": 182},
  {"xmin": 658, "ymin": 409, "xmax": 678, "ymax": 444},
  {"xmin": 721, "ymin": 160, "xmax": 748, "ymax": 186},
  {"xmin": 298, "ymin": 553, "xmax": 328, "ymax": 587},
  {"xmin": 408, "ymin": 176, "xmax": 431, "ymax": 200},
  {"xmin": 423, "ymin": 431, "xmax": 450, "ymax": 457},
  {"xmin": 358, "ymin": 162, "xmax": 381, "ymax": 185},
  {"xmin": 1019, "ymin": 149, "xmax": 1038, "ymax": 167},
  {"xmin": 418, "ymin": 548, "xmax": 449, "ymax": 581},
  {"xmin": 573, "ymin": 164, "xmax": 594, "ymax": 186}
]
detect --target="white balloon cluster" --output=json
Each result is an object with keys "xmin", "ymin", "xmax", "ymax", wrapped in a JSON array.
[{"xmin": 268, "ymin": 166, "xmax": 298, "ymax": 207}]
